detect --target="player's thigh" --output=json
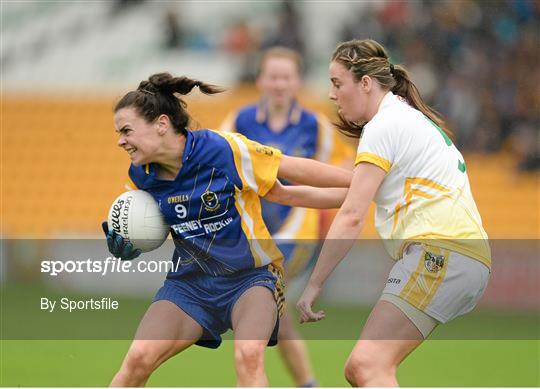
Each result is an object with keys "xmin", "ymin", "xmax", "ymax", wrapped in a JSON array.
[
  {"xmin": 361, "ymin": 300, "xmax": 424, "ymax": 341},
  {"xmin": 128, "ymin": 300, "xmax": 203, "ymax": 365},
  {"xmin": 349, "ymin": 300, "xmax": 423, "ymax": 368},
  {"xmin": 136, "ymin": 300, "xmax": 204, "ymax": 340},
  {"xmin": 231, "ymin": 286, "xmax": 277, "ymax": 341}
]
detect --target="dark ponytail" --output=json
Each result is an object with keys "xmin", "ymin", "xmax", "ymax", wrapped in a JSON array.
[
  {"xmin": 331, "ymin": 39, "xmax": 453, "ymax": 140},
  {"xmin": 114, "ymin": 72, "xmax": 224, "ymax": 134}
]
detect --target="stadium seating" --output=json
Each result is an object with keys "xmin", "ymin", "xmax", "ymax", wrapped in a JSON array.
[{"xmin": 1, "ymin": 91, "xmax": 538, "ymax": 239}]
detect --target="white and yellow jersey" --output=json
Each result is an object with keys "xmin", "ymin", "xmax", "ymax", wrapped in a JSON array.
[{"xmin": 355, "ymin": 92, "xmax": 491, "ymax": 268}]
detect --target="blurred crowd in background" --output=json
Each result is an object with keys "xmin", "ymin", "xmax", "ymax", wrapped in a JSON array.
[
  {"xmin": 145, "ymin": 0, "xmax": 539, "ymax": 170},
  {"xmin": 340, "ymin": 1, "xmax": 539, "ymax": 171},
  {"xmin": 4, "ymin": 0, "xmax": 539, "ymax": 170}
]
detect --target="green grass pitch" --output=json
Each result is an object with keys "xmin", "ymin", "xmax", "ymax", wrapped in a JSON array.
[
  {"xmin": 1, "ymin": 339, "xmax": 539, "ymax": 386},
  {"xmin": 1, "ymin": 283, "xmax": 538, "ymax": 386}
]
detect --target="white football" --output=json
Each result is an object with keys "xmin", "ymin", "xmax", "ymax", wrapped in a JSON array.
[{"xmin": 107, "ymin": 190, "xmax": 169, "ymax": 253}]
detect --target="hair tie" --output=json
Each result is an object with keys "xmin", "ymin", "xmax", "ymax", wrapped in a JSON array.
[
  {"xmin": 194, "ymin": 81, "xmax": 201, "ymax": 88},
  {"xmin": 389, "ymin": 63, "xmax": 395, "ymax": 76}
]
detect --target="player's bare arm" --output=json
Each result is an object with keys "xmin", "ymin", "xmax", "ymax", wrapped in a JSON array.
[
  {"xmin": 297, "ymin": 162, "xmax": 385, "ymax": 323},
  {"xmin": 264, "ymin": 179, "xmax": 348, "ymax": 209},
  {"xmin": 278, "ymin": 154, "xmax": 352, "ymax": 188}
]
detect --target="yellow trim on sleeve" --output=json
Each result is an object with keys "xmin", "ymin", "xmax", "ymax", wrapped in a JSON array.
[
  {"xmin": 212, "ymin": 130, "xmax": 281, "ymax": 196},
  {"xmin": 253, "ymin": 147, "xmax": 282, "ymax": 196},
  {"xmin": 213, "ymin": 131, "xmax": 247, "ymax": 189},
  {"xmin": 355, "ymin": 152, "xmax": 392, "ymax": 172}
]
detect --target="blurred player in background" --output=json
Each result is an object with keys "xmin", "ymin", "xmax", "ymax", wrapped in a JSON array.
[
  {"xmin": 297, "ymin": 39, "xmax": 491, "ymax": 387},
  {"xmin": 105, "ymin": 72, "xmax": 352, "ymax": 386},
  {"xmin": 221, "ymin": 46, "xmax": 354, "ymax": 387}
]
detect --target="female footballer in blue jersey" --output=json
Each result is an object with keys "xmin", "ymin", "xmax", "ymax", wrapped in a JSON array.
[{"xmin": 104, "ymin": 72, "xmax": 352, "ymax": 387}]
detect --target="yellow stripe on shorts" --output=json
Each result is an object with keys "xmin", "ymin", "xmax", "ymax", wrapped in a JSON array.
[
  {"xmin": 268, "ymin": 264, "xmax": 286, "ymax": 318},
  {"xmin": 399, "ymin": 245, "xmax": 449, "ymax": 311}
]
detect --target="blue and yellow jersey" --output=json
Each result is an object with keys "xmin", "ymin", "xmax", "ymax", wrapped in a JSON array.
[
  {"xmin": 221, "ymin": 99, "xmax": 354, "ymax": 240},
  {"xmin": 128, "ymin": 129, "xmax": 284, "ymax": 277}
]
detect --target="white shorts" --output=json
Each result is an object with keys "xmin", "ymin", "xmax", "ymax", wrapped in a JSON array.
[{"xmin": 382, "ymin": 243, "xmax": 490, "ymax": 323}]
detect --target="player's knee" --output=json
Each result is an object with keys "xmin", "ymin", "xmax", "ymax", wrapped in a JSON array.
[
  {"xmin": 123, "ymin": 346, "xmax": 157, "ymax": 378},
  {"xmin": 234, "ymin": 341, "xmax": 265, "ymax": 375},
  {"xmin": 344, "ymin": 351, "xmax": 390, "ymax": 387}
]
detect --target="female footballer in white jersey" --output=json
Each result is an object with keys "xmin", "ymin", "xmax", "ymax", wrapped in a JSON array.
[{"xmin": 297, "ymin": 39, "xmax": 491, "ymax": 387}]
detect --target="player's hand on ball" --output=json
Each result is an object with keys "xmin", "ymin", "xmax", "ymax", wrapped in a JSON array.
[
  {"xmin": 102, "ymin": 222, "xmax": 142, "ymax": 261},
  {"xmin": 297, "ymin": 284, "xmax": 325, "ymax": 323}
]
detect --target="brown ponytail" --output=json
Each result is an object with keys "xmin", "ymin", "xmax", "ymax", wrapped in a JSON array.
[
  {"xmin": 331, "ymin": 39, "xmax": 453, "ymax": 140},
  {"xmin": 390, "ymin": 65, "xmax": 451, "ymax": 141},
  {"xmin": 114, "ymin": 72, "xmax": 225, "ymax": 134}
]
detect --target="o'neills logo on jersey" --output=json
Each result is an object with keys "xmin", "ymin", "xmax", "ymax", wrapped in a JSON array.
[
  {"xmin": 424, "ymin": 251, "xmax": 445, "ymax": 273},
  {"xmin": 201, "ymin": 190, "xmax": 220, "ymax": 211},
  {"xmin": 167, "ymin": 194, "xmax": 189, "ymax": 204}
]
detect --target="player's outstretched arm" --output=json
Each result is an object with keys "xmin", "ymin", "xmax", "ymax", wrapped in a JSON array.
[
  {"xmin": 278, "ymin": 155, "xmax": 352, "ymax": 188},
  {"xmin": 264, "ymin": 180, "xmax": 348, "ymax": 209},
  {"xmin": 297, "ymin": 163, "xmax": 385, "ymax": 323}
]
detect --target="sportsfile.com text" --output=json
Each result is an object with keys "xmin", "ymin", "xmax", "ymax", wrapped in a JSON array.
[{"xmin": 41, "ymin": 257, "xmax": 181, "ymax": 276}]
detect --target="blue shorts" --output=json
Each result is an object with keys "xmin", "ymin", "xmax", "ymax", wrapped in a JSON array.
[{"xmin": 154, "ymin": 264, "xmax": 284, "ymax": 349}]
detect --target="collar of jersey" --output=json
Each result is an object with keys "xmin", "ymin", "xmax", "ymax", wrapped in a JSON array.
[
  {"xmin": 182, "ymin": 129, "xmax": 196, "ymax": 162},
  {"xmin": 255, "ymin": 98, "xmax": 302, "ymax": 127},
  {"xmin": 378, "ymin": 91, "xmax": 398, "ymax": 113}
]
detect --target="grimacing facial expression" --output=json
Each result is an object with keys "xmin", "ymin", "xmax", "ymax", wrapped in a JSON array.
[
  {"xmin": 114, "ymin": 107, "xmax": 162, "ymax": 166},
  {"xmin": 257, "ymin": 56, "xmax": 301, "ymax": 108},
  {"xmin": 329, "ymin": 60, "xmax": 369, "ymax": 123}
]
